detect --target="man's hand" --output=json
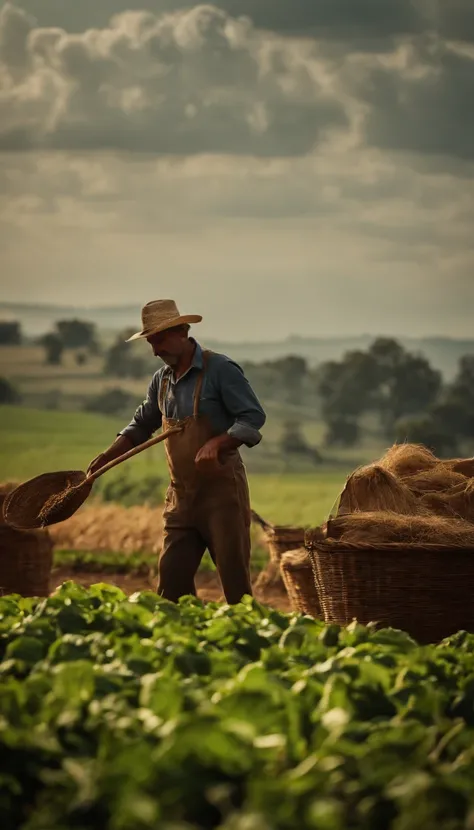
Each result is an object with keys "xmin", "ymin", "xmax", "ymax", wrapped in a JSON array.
[
  {"xmin": 86, "ymin": 435, "xmax": 134, "ymax": 477},
  {"xmin": 87, "ymin": 453, "xmax": 109, "ymax": 477},
  {"xmin": 195, "ymin": 434, "xmax": 241, "ymax": 472}
]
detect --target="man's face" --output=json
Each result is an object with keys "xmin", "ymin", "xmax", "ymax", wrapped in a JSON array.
[{"xmin": 146, "ymin": 328, "xmax": 188, "ymax": 366}]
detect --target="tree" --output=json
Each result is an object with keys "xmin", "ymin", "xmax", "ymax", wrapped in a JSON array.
[
  {"xmin": 316, "ymin": 338, "xmax": 442, "ymax": 444},
  {"xmin": 103, "ymin": 330, "xmax": 149, "ymax": 379},
  {"xmin": 368, "ymin": 337, "xmax": 406, "ymax": 372},
  {"xmin": 375, "ymin": 353, "xmax": 442, "ymax": 436},
  {"xmin": 315, "ymin": 351, "xmax": 379, "ymax": 420},
  {"xmin": 395, "ymin": 415, "xmax": 458, "ymax": 458},
  {"xmin": 324, "ymin": 416, "xmax": 360, "ymax": 448},
  {"xmin": 426, "ymin": 355, "xmax": 474, "ymax": 442},
  {"xmin": 279, "ymin": 419, "xmax": 322, "ymax": 462},
  {"xmin": 84, "ymin": 388, "xmax": 136, "ymax": 417},
  {"xmin": 55, "ymin": 319, "xmax": 98, "ymax": 351},
  {"xmin": 41, "ymin": 333, "xmax": 64, "ymax": 365},
  {"xmin": 0, "ymin": 321, "xmax": 22, "ymax": 345},
  {"xmin": 0, "ymin": 377, "xmax": 22, "ymax": 404},
  {"xmin": 271, "ymin": 356, "xmax": 308, "ymax": 402}
]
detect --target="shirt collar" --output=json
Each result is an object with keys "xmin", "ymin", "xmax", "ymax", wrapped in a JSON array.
[{"xmin": 190, "ymin": 338, "xmax": 203, "ymax": 369}]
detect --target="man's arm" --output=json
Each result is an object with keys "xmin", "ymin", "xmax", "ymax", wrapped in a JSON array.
[
  {"xmin": 87, "ymin": 374, "xmax": 163, "ymax": 475},
  {"xmin": 217, "ymin": 358, "xmax": 266, "ymax": 447},
  {"xmin": 195, "ymin": 358, "xmax": 266, "ymax": 469}
]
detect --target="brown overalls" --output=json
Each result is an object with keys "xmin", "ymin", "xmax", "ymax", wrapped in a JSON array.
[{"xmin": 157, "ymin": 350, "xmax": 253, "ymax": 604}]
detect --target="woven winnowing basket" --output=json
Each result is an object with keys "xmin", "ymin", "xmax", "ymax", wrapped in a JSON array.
[
  {"xmin": 280, "ymin": 548, "xmax": 322, "ymax": 618},
  {"xmin": 304, "ymin": 529, "xmax": 474, "ymax": 644},
  {"xmin": 0, "ymin": 527, "xmax": 53, "ymax": 597}
]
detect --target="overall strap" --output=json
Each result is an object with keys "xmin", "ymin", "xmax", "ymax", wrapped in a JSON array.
[
  {"xmin": 158, "ymin": 371, "xmax": 170, "ymax": 415},
  {"xmin": 193, "ymin": 350, "xmax": 212, "ymax": 419}
]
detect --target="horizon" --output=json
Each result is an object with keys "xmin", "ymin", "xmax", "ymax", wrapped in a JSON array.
[{"xmin": 1, "ymin": 299, "xmax": 474, "ymax": 345}]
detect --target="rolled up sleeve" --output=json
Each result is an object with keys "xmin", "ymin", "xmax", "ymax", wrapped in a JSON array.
[
  {"xmin": 217, "ymin": 359, "xmax": 266, "ymax": 447},
  {"xmin": 119, "ymin": 373, "xmax": 162, "ymax": 446}
]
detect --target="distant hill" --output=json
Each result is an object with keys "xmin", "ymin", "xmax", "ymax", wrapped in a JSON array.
[{"xmin": 1, "ymin": 302, "xmax": 473, "ymax": 380}]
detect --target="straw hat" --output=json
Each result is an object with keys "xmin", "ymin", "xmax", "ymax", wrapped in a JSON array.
[{"xmin": 126, "ymin": 299, "xmax": 202, "ymax": 342}]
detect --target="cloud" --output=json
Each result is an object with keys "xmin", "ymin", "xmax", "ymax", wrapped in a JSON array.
[
  {"xmin": 12, "ymin": 0, "xmax": 426, "ymax": 46},
  {"xmin": 349, "ymin": 38, "xmax": 474, "ymax": 163},
  {"xmin": 0, "ymin": 2, "xmax": 349, "ymax": 155},
  {"xmin": 11, "ymin": 0, "xmax": 474, "ymax": 50},
  {"xmin": 2, "ymin": 3, "xmax": 474, "ymax": 167}
]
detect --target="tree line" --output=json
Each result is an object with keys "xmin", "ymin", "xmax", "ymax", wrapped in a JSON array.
[{"xmin": 1, "ymin": 319, "xmax": 473, "ymax": 456}]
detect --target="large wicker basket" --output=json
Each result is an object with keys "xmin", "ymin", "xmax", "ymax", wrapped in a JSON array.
[
  {"xmin": 305, "ymin": 530, "xmax": 474, "ymax": 644},
  {"xmin": 0, "ymin": 527, "xmax": 53, "ymax": 597},
  {"xmin": 280, "ymin": 548, "xmax": 322, "ymax": 618}
]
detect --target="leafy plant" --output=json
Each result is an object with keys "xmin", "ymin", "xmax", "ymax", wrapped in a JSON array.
[{"xmin": 2, "ymin": 584, "xmax": 474, "ymax": 829}]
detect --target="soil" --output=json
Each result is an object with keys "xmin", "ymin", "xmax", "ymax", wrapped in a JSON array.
[{"xmin": 50, "ymin": 567, "xmax": 292, "ymax": 612}]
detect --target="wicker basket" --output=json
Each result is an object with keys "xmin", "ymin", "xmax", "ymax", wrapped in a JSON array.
[
  {"xmin": 280, "ymin": 548, "xmax": 322, "ymax": 618},
  {"xmin": 0, "ymin": 526, "xmax": 54, "ymax": 597},
  {"xmin": 305, "ymin": 530, "xmax": 474, "ymax": 644},
  {"xmin": 255, "ymin": 525, "xmax": 307, "ymax": 591},
  {"xmin": 264, "ymin": 526, "xmax": 306, "ymax": 563}
]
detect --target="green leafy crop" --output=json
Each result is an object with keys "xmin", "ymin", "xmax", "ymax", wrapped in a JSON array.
[{"xmin": 2, "ymin": 583, "xmax": 474, "ymax": 830}]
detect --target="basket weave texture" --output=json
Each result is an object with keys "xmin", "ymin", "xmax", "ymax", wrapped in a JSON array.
[
  {"xmin": 280, "ymin": 548, "xmax": 322, "ymax": 618},
  {"xmin": 0, "ymin": 527, "xmax": 53, "ymax": 597},
  {"xmin": 0, "ymin": 485, "xmax": 53, "ymax": 597},
  {"xmin": 264, "ymin": 526, "xmax": 306, "ymax": 562},
  {"xmin": 305, "ymin": 532, "xmax": 474, "ymax": 644}
]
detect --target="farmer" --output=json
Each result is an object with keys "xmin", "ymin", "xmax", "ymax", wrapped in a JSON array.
[{"xmin": 87, "ymin": 299, "xmax": 266, "ymax": 604}]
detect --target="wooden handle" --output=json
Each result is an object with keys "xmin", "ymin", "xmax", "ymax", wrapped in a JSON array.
[
  {"xmin": 86, "ymin": 425, "xmax": 184, "ymax": 484},
  {"xmin": 250, "ymin": 509, "xmax": 274, "ymax": 532}
]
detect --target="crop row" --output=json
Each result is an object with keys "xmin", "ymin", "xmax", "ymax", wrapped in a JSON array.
[{"xmin": 2, "ymin": 584, "xmax": 474, "ymax": 830}]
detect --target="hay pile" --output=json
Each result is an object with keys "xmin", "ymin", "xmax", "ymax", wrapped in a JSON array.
[
  {"xmin": 337, "ymin": 465, "xmax": 423, "ymax": 516},
  {"xmin": 329, "ymin": 444, "xmax": 474, "ymax": 547},
  {"xmin": 49, "ymin": 504, "xmax": 164, "ymax": 555},
  {"xmin": 377, "ymin": 443, "xmax": 438, "ymax": 477}
]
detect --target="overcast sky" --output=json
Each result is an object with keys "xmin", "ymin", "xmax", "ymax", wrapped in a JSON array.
[{"xmin": 0, "ymin": 0, "xmax": 473, "ymax": 341}]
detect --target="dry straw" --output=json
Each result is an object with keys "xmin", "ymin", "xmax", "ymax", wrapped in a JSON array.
[
  {"xmin": 421, "ymin": 480, "xmax": 474, "ymax": 522},
  {"xmin": 337, "ymin": 465, "xmax": 424, "ymax": 516},
  {"xmin": 49, "ymin": 503, "xmax": 164, "ymax": 555},
  {"xmin": 445, "ymin": 457, "xmax": 474, "ymax": 477},
  {"xmin": 401, "ymin": 466, "xmax": 466, "ymax": 494},
  {"xmin": 377, "ymin": 443, "xmax": 438, "ymax": 477},
  {"xmin": 326, "ymin": 511, "xmax": 474, "ymax": 547}
]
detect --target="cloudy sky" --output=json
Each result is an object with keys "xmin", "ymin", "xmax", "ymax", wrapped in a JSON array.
[{"xmin": 0, "ymin": 0, "xmax": 473, "ymax": 341}]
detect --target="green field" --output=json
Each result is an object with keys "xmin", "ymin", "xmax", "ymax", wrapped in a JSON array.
[
  {"xmin": 0, "ymin": 406, "xmax": 350, "ymax": 526},
  {"xmin": 0, "ymin": 345, "xmax": 388, "ymax": 527}
]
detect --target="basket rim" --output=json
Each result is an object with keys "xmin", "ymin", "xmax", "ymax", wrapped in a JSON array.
[
  {"xmin": 266, "ymin": 525, "xmax": 307, "ymax": 536},
  {"xmin": 305, "ymin": 539, "xmax": 474, "ymax": 554}
]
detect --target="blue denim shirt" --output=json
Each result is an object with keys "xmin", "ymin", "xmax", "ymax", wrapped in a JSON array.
[{"xmin": 120, "ymin": 339, "xmax": 266, "ymax": 448}]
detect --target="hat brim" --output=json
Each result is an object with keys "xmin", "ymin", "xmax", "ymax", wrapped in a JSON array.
[{"xmin": 125, "ymin": 314, "xmax": 202, "ymax": 342}]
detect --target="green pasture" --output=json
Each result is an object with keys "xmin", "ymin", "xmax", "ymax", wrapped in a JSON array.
[{"xmin": 0, "ymin": 406, "xmax": 348, "ymax": 526}]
